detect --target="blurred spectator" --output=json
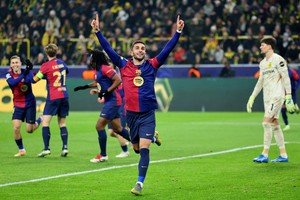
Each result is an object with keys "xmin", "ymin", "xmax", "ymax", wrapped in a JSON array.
[
  {"xmin": 45, "ymin": 10, "xmax": 61, "ymax": 38},
  {"xmin": 285, "ymin": 41, "xmax": 300, "ymax": 63},
  {"xmin": 219, "ymin": 62, "xmax": 235, "ymax": 77}
]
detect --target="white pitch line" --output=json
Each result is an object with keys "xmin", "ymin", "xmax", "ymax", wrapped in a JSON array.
[{"xmin": 0, "ymin": 142, "xmax": 297, "ymax": 188}]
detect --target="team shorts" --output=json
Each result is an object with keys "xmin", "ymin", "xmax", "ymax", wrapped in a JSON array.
[
  {"xmin": 12, "ymin": 106, "xmax": 36, "ymax": 124},
  {"xmin": 126, "ymin": 110, "xmax": 156, "ymax": 144},
  {"xmin": 43, "ymin": 98, "xmax": 69, "ymax": 117},
  {"xmin": 100, "ymin": 105, "xmax": 120, "ymax": 120},
  {"xmin": 107, "ymin": 106, "xmax": 126, "ymax": 129},
  {"xmin": 264, "ymin": 97, "xmax": 284, "ymax": 119}
]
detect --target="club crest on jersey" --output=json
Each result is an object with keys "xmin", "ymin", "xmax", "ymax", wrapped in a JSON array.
[
  {"xmin": 136, "ymin": 70, "xmax": 142, "ymax": 76},
  {"xmin": 279, "ymin": 61, "xmax": 285, "ymax": 67},
  {"xmin": 268, "ymin": 62, "xmax": 272, "ymax": 68},
  {"xmin": 20, "ymin": 84, "xmax": 28, "ymax": 92}
]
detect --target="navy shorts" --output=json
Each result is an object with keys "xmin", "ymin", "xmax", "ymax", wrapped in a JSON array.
[
  {"xmin": 43, "ymin": 98, "xmax": 69, "ymax": 117},
  {"xmin": 108, "ymin": 104, "xmax": 126, "ymax": 129},
  {"xmin": 12, "ymin": 106, "xmax": 36, "ymax": 124},
  {"xmin": 126, "ymin": 110, "xmax": 156, "ymax": 144},
  {"xmin": 101, "ymin": 105, "xmax": 120, "ymax": 120}
]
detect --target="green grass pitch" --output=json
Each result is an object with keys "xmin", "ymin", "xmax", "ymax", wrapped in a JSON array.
[{"xmin": 0, "ymin": 112, "xmax": 299, "ymax": 199}]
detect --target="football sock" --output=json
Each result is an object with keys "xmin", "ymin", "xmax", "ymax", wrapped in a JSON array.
[
  {"xmin": 15, "ymin": 139, "xmax": 24, "ymax": 150},
  {"xmin": 118, "ymin": 128, "xmax": 130, "ymax": 141},
  {"xmin": 121, "ymin": 144, "xmax": 128, "ymax": 152},
  {"xmin": 60, "ymin": 127, "xmax": 68, "ymax": 150},
  {"xmin": 42, "ymin": 127, "xmax": 51, "ymax": 150},
  {"xmin": 262, "ymin": 153, "xmax": 268, "ymax": 158},
  {"xmin": 98, "ymin": 130, "xmax": 107, "ymax": 156},
  {"xmin": 138, "ymin": 148, "xmax": 149, "ymax": 183},
  {"xmin": 151, "ymin": 137, "xmax": 156, "ymax": 143},
  {"xmin": 281, "ymin": 108, "xmax": 288, "ymax": 125},
  {"xmin": 36, "ymin": 116, "xmax": 42, "ymax": 125},
  {"xmin": 272, "ymin": 124, "xmax": 285, "ymax": 149},
  {"xmin": 280, "ymin": 153, "xmax": 288, "ymax": 158},
  {"xmin": 262, "ymin": 122, "xmax": 272, "ymax": 149}
]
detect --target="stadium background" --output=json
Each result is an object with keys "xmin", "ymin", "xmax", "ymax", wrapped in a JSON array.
[{"xmin": 1, "ymin": 0, "xmax": 300, "ymax": 112}]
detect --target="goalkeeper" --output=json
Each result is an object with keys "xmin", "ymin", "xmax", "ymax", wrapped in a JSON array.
[{"xmin": 246, "ymin": 36, "xmax": 295, "ymax": 163}]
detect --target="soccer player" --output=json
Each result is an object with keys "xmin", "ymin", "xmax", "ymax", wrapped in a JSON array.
[
  {"xmin": 6, "ymin": 55, "xmax": 42, "ymax": 157},
  {"xmin": 281, "ymin": 65, "xmax": 300, "ymax": 131},
  {"xmin": 74, "ymin": 49, "xmax": 131, "ymax": 162},
  {"xmin": 247, "ymin": 36, "xmax": 295, "ymax": 163},
  {"xmin": 90, "ymin": 14, "xmax": 184, "ymax": 194},
  {"xmin": 32, "ymin": 43, "xmax": 70, "ymax": 157}
]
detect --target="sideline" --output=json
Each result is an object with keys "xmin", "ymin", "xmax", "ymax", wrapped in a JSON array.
[{"xmin": 0, "ymin": 142, "xmax": 296, "ymax": 188}]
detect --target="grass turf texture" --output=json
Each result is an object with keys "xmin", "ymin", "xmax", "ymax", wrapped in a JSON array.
[{"xmin": 0, "ymin": 112, "xmax": 299, "ymax": 199}]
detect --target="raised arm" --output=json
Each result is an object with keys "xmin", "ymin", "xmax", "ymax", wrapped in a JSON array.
[
  {"xmin": 157, "ymin": 15, "xmax": 185, "ymax": 64},
  {"xmin": 91, "ymin": 14, "xmax": 125, "ymax": 67}
]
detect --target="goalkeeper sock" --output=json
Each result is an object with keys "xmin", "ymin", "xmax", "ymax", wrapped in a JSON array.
[
  {"xmin": 272, "ymin": 124, "xmax": 285, "ymax": 149},
  {"xmin": 280, "ymin": 153, "xmax": 288, "ymax": 158},
  {"xmin": 138, "ymin": 148, "xmax": 149, "ymax": 182},
  {"xmin": 60, "ymin": 127, "xmax": 68, "ymax": 150},
  {"xmin": 98, "ymin": 130, "xmax": 107, "ymax": 156},
  {"xmin": 42, "ymin": 127, "xmax": 51, "ymax": 150},
  {"xmin": 262, "ymin": 122, "xmax": 272, "ymax": 150}
]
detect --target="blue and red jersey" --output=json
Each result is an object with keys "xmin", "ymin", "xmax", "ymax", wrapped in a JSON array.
[
  {"xmin": 289, "ymin": 68, "xmax": 300, "ymax": 91},
  {"xmin": 95, "ymin": 64, "xmax": 122, "ymax": 106},
  {"xmin": 38, "ymin": 58, "xmax": 69, "ymax": 100},
  {"xmin": 95, "ymin": 31, "xmax": 181, "ymax": 112},
  {"xmin": 6, "ymin": 69, "xmax": 36, "ymax": 108}
]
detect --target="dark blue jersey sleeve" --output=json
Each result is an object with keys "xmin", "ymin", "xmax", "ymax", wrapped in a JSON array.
[
  {"xmin": 95, "ymin": 31, "xmax": 127, "ymax": 68},
  {"xmin": 6, "ymin": 73, "xmax": 24, "ymax": 86},
  {"xmin": 156, "ymin": 31, "xmax": 181, "ymax": 65}
]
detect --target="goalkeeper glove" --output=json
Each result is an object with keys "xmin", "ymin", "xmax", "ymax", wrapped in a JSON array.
[
  {"xmin": 98, "ymin": 90, "xmax": 110, "ymax": 99},
  {"xmin": 247, "ymin": 96, "xmax": 255, "ymax": 113},
  {"xmin": 74, "ymin": 85, "xmax": 89, "ymax": 91},
  {"xmin": 285, "ymin": 95, "xmax": 295, "ymax": 113}
]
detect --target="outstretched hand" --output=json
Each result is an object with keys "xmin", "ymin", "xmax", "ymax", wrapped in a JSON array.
[
  {"xmin": 177, "ymin": 15, "xmax": 184, "ymax": 32},
  {"xmin": 91, "ymin": 13, "xmax": 100, "ymax": 32}
]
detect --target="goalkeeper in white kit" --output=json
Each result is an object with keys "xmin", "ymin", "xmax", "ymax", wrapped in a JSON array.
[{"xmin": 247, "ymin": 36, "xmax": 295, "ymax": 163}]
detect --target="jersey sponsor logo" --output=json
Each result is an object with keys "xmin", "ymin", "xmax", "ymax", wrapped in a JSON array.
[
  {"xmin": 262, "ymin": 69, "xmax": 275, "ymax": 76},
  {"xmin": 133, "ymin": 76, "xmax": 144, "ymax": 87},
  {"xmin": 279, "ymin": 61, "xmax": 285, "ymax": 67}
]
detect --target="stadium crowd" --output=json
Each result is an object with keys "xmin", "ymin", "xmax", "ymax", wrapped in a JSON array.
[{"xmin": 0, "ymin": 0, "xmax": 300, "ymax": 67}]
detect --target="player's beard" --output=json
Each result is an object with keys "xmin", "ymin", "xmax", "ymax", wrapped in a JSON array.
[{"xmin": 133, "ymin": 53, "xmax": 145, "ymax": 62}]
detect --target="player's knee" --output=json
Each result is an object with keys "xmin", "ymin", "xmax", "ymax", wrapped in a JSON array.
[{"xmin": 262, "ymin": 122, "xmax": 271, "ymax": 128}]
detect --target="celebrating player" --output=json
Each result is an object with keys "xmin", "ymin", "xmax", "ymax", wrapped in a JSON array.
[
  {"xmin": 32, "ymin": 43, "xmax": 70, "ymax": 157},
  {"xmin": 6, "ymin": 55, "xmax": 42, "ymax": 157},
  {"xmin": 90, "ymin": 13, "xmax": 183, "ymax": 195},
  {"xmin": 247, "ymin": 36, "xmax": 295, "ymax": 163},
  {"xmin": 74, "ymin": 49, "xmax": 130, "ymax": 162}
]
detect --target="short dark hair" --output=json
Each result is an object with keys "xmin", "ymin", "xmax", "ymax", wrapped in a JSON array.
[
  {"xmin": 260, "ymin": 36, "xmax": 276, "ymax": 50},
  {"xmin": 130, "ymin": 40, "xmax": 145, "ymax": 50}
]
